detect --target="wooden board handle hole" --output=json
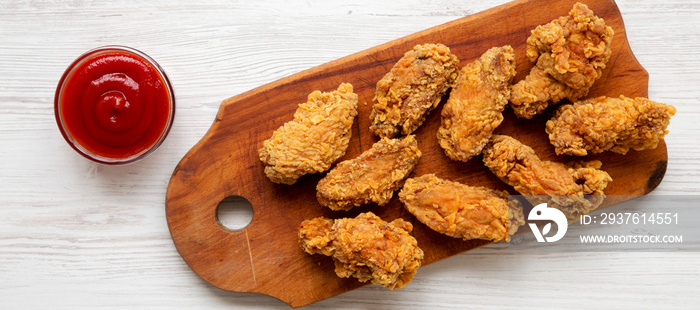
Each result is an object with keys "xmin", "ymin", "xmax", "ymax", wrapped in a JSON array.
[{"xmin": 216, "ymin": 196, "xmax": 254, "ymax": 231}]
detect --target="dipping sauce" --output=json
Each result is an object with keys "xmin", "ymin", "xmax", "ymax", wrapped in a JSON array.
[{"xmin": 55, "ymin": 46, "xmax": 174, "ymax": 164}]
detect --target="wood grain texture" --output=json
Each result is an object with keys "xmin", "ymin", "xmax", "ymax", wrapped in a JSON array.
[
  {"xmin": 166, "ymin": 0, "xmax": 666, "ymax": 306},
  {"xmin": 2, "ymin": 0, "xmax": 700, "ymax": 309}
]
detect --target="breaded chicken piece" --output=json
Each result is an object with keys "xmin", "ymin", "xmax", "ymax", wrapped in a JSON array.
[
  {"xmin": 437, "ymin": 46, "xmax": 517, "ymax": 162},
  {"xmin": 510, "ymin": 2, "xmax": 614, "ymax": 119},
  {"xmin": 317, "ymin": 135, "xmax": 421, "ymax": 211},
  {"xmin": 508, "ymin": 199, "xmax": 526, "ymax": 237},
  {"xmin": 259, "ymin": 83, "xmax": 358, "ymax": 184},
  {"xmin": 483, "ymin": 135, "xmax": 612, "ymax": 222},
  {"xmin": 298, "ymin": 212, "xmax": 424, "ymax": 290},
  {"xmin": 546, "ymin": 95, "xmax": 677, "ymax": 156},
  {"xmin": 399, "ymin": 174, "xmax": 524, "ymax": 242},
  {"xmin": 509, "ymin": 56, "xmax": 589, "ymax": 118},
  {"xmin": 370, "ymin": 43, "xmax": 460, "ymax": 138}
]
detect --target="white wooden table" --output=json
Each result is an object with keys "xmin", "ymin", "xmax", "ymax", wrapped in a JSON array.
[{"xmin": 2, "ymin": 0, "xmax": 699, "ymax": 308}]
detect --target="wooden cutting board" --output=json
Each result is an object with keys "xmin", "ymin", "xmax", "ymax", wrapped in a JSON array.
[{"xmin": 166, "ymin": 0, "xmax": 667, "ymax": 307}]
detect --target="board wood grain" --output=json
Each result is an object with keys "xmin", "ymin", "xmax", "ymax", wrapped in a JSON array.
[{"xmin": 165, "ymin": 0, "xmax": 666, "ymax": 307}]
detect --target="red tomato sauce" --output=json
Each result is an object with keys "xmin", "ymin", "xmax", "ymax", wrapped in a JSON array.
[{"xmin": 55, "ymin": 47, "xmax": 174, "ymax": 164}]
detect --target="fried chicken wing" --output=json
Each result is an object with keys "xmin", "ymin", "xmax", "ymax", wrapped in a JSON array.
[
  {"xmin": 399, "ymin": 174, "xmax": 524, "ymax": 242},
  {"xmin": 509, "ymin": 55, "xmax": 589, "ymax": 118},
  {"xmin": 298, "ymin": 212, "xmax": 424, "ymax": 290},
  {"xmin": 259, "ymin": 83, "xmax": 358, "ymax": 184},
  {"xmin": 483, "ymin": 135, "xmax": 612, "ymax": 222},
  {"xmin": 510, "ymin": 2, "xmax": 614, "ymax": 119},
  {"xmin": 370, "ymin": 43, "xmax": 460, "ymax": 138},
  {"xmin": 317, "ymin": 135, "xmax": 421, "ymax": 211},
  {"xmin": 546, "ymin": 95, "xmax": 677, "ymax": 156},
  {"xmin": 437, "ymin": 46, "xmax": 517, "ymax": 162}
]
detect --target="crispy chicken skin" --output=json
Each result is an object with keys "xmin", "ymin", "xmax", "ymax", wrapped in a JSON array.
[
  {"xmin": 508, "ymin": 199, "xmax": 526, "ymax": 237},
  {"xmin": 259, "ymin": 83, "xmax": 358, "ymax": 184},
  {"xmin": 509, "ymin": 56, "xmax": 589, "ymax": 118},
  {"xmin": 370, "ymin": 43, "xmax": 460, "ymax": 138},
  {"xmin": 399, "ymin": 174, "xmax": 524, "ymax": 242},
  {"xmin": 317, "ymin": 135, "xmax": 421, "ymax": 211},
  {"xmin": 546, "ymin": 95, "xmax": 677, "ymax": 156},
  {"xmin": 483, "ymin": 135, "xmax": 612, "ymax": 221},
  {"xmin": 437, "ymin": 46, "xmax": 517, "ymax": 162},
  {"xmin": 298, "ymin": 212, "xmax": 424, "ymax": 290},
  {"xmin": 510, "ymin": 2, "xmax": 614, "ymax": 119}
]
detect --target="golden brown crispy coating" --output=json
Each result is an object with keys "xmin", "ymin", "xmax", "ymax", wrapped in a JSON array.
[
  {"xmin": 370, "ymin": 43, "xmax": 460, "ymax": 138},
  {"xmin": 399, "ymin": 174, "xmax": 524, "ymax": 242},
  {"xmin": 483, "ymin": 135, "xmax": 612, "ymax": 222},
  {"xmin": 259, "ymin": 83, "xmax": 358, "ymax": 184},
  {"xmin": 317, "ymin": 135, "xmax": 421, "ymax": 211},
  {"xmin": 508, "ymin": 200, "xmax": 526, "ymax": 237},
  {"xmin": 510, "ymin": 2, "xmax": 614, "ymax": 119},
  {"xmin": 509, "ymin": 56, "xmax": 589, "ymax": 118},
  {"xmin": 437, "ymin": 46, "xmax": 517, "ymax": 162},
  {"xmin": 546, "ymin": 95, "xmax": 677, "ymax": 156},
  {"xmin": 298, "ymin": 212, "xmax": 424, "ymax": 290}
]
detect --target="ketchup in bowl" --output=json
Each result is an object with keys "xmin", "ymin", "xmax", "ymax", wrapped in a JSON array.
[{"xmin": 55, "ymin": 46, "xmax": 174, "ymax": 164}]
